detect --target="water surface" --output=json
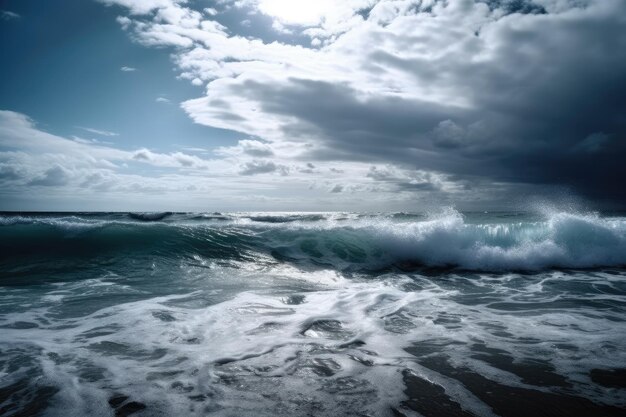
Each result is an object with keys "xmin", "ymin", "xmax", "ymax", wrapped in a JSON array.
[{"xmin": 1, "ymin": 210, "xmax": 625, "ymax": 416}]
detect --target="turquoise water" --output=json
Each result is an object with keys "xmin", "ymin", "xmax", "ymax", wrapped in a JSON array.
[{"xmin": 1, "ymin": 210, "xmax": 625, "ymax": 416}]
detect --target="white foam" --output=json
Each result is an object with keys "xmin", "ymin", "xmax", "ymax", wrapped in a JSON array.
[
  {"xmin": 366, "ymin": 209, "xmax": 626, "ymax": 270},
  {"xmin": 2, "ymin": 267, "xmax": 625, "ymax": 416}
]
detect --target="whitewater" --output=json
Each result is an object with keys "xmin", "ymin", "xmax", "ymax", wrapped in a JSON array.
[{"xmin": 1, "ymin": 209, "xmax": 625, "ymax": 416}]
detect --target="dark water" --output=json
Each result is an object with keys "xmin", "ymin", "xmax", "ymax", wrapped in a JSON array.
[{"xmin": 1, "ymin": 210, "xmax": 625, "ymax": 416}]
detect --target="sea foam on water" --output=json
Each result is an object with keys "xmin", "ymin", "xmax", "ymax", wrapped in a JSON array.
[{"xmin": 1, "ymin": 210, "xmax": 625, "ymax": 416}]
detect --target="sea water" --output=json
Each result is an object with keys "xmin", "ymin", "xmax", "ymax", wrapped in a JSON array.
[{"xmin": 1, "ymin": 210, "xmax": 625, "ymax": 416}]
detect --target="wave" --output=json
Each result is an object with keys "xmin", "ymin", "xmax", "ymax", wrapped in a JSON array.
[
  {"xmin": 1, "ymin": 209, "xmax": 625, "ymax": 272},
  {"xmin": 128, "ymin": 212, "xmax": 173, "ymax": 222},
  {"xmin": 373, "ymin": 209, "xmax": 626, "ymax": 271}
]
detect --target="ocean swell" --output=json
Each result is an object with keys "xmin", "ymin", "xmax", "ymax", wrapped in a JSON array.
[{"xmin": 1, "ymin": 209, "xmax": 625, "ymax": 272}]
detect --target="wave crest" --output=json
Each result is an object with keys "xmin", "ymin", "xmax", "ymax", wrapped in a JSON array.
[
  {"xmin": 373, "ymin": 210, "xmax": 626, "ymax": 270},
  {"xmin": 1, "ymin": 209, "xmax": 625, "ymax": 271}
]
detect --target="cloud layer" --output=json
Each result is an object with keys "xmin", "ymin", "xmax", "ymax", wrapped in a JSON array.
[
  {"xmin": 92, "ymin": 0, "xmax": 626, "ymax": 207},
  {"xmin": 3, "ymin": 0, "xmax": 625, "ymax": 210},
  {"xmin": 2, "ymin": 109, "xmax": 475, "ymax": 210}
]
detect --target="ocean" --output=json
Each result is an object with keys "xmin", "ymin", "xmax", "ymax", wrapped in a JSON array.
[{"xmin": 1, "ymin": 209, "xmax": 625, "ymax": 416}]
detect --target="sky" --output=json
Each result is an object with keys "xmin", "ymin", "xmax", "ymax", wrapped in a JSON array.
[{"xmin": 0, "ymin": 0, "xmax": 625, "ymax": 212}]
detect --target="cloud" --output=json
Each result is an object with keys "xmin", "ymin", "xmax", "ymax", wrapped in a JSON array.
[
  {"xmin": 216, "ymin": 139, "xmax": 274, "ymax": 157},
  {"xmin": 0, "ymin": 109, "xmax": 535, "ymax": 210},
  {"xmin": 573, "ymin": 132, "xmax": 611, "ymax": 153},
  {"xmin": 239, "ymin": 160, "xmax": 288, "ymax": 176},
  {"xmin": 182, "ymin": 147, "xmax": 209, "ymax": 153},
  {"xmin": 77, "ymin": 126, "xmax": 119, "ymax": 137},
  {"xmin": 0, "ymin": 110, "xmax": 212, "ymax": 172},
  {"xmin": 28, "ymin": 165, "xmax": 72, "ymax": 187},
  {"xmin": 274, "ymin": 0, "xmax": 367, "ymax": 25},
  {"xmin": 98, "ymin": 0, "xmax": 184, "ymax": 15},
  {"xmin": 366, "ymin": 165, "xmax": 447, "ymax": 192},
  {"xmin": 120, "ymin": 66, "xmax": 137, "ymax": 72},
  {"xmin": 156, "ymin": 97, "xmax": 171, "ymax": 103},
  {"xmin": 0, "ymin": 163, "xmax": 22, "ymax": 181},
  {"xmin": 132, "ymin": 148, "xmax": 207, "ymax": 168},
  {"xmin": 0, "ymin": 110, "xmax": 301, "ymax": 209},
  {"xmin": 299, "ymin": 162, "xmax": 317, "ymax": 174},
  {"xmin": 9, "ymin": 0, "xmax": 626, "ymax": 209},
  {"xmin": 96, "ymin": 0, "xmax": 626, "ymax": 206},
  {"xmin": 1, "ymin": 10, "xmax": 20, "ymax": 20},
  {"xmin": 432, "ymin": 120, "xmax": 466, "ymax": 149}
]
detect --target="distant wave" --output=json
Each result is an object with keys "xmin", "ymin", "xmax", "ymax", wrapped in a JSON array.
[
  {"xmin": 247, "ymin": 214, "xmax": 328, "ymax": 223},
  {"xmin": 1, "ymin": 209, "xmax": 625, "ymax": 271},
  {"xmin": 128, "ymin": 212, "xmax": 173, "ymax": 221}
]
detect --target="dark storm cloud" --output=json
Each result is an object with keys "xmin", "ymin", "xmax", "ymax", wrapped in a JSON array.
[
  {"xmin": 464, "ymin": 1, "xmax": 626, "ymax": 201},
  {"xmin": 232, "ymin": 78, "xmax": 469, "ymax": 167},
  {"xmin": 224, "ymin": 0, "xmax": 626, "ymax": 205}
]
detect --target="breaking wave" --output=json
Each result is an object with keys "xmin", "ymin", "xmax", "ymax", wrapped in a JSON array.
[
  {"xmin": 1, "ymin": 209, "xmax": 625, "ymax": 272},
  {"xmin": 2, "ymin": 209, "xmax": 626, "ymax": 416}
]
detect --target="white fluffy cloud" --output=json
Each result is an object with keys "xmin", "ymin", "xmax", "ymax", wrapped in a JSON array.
[
  {"xmin": 0, "ymin": 110, "xmax": 215, "ymax": 183},
  {"xmin": 99, "ymin": 0, "xmax": 186, "ymax": 15},
  {"xmin": 235, "ymin": 0, "xmax": 377, "ymax": 36}
]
